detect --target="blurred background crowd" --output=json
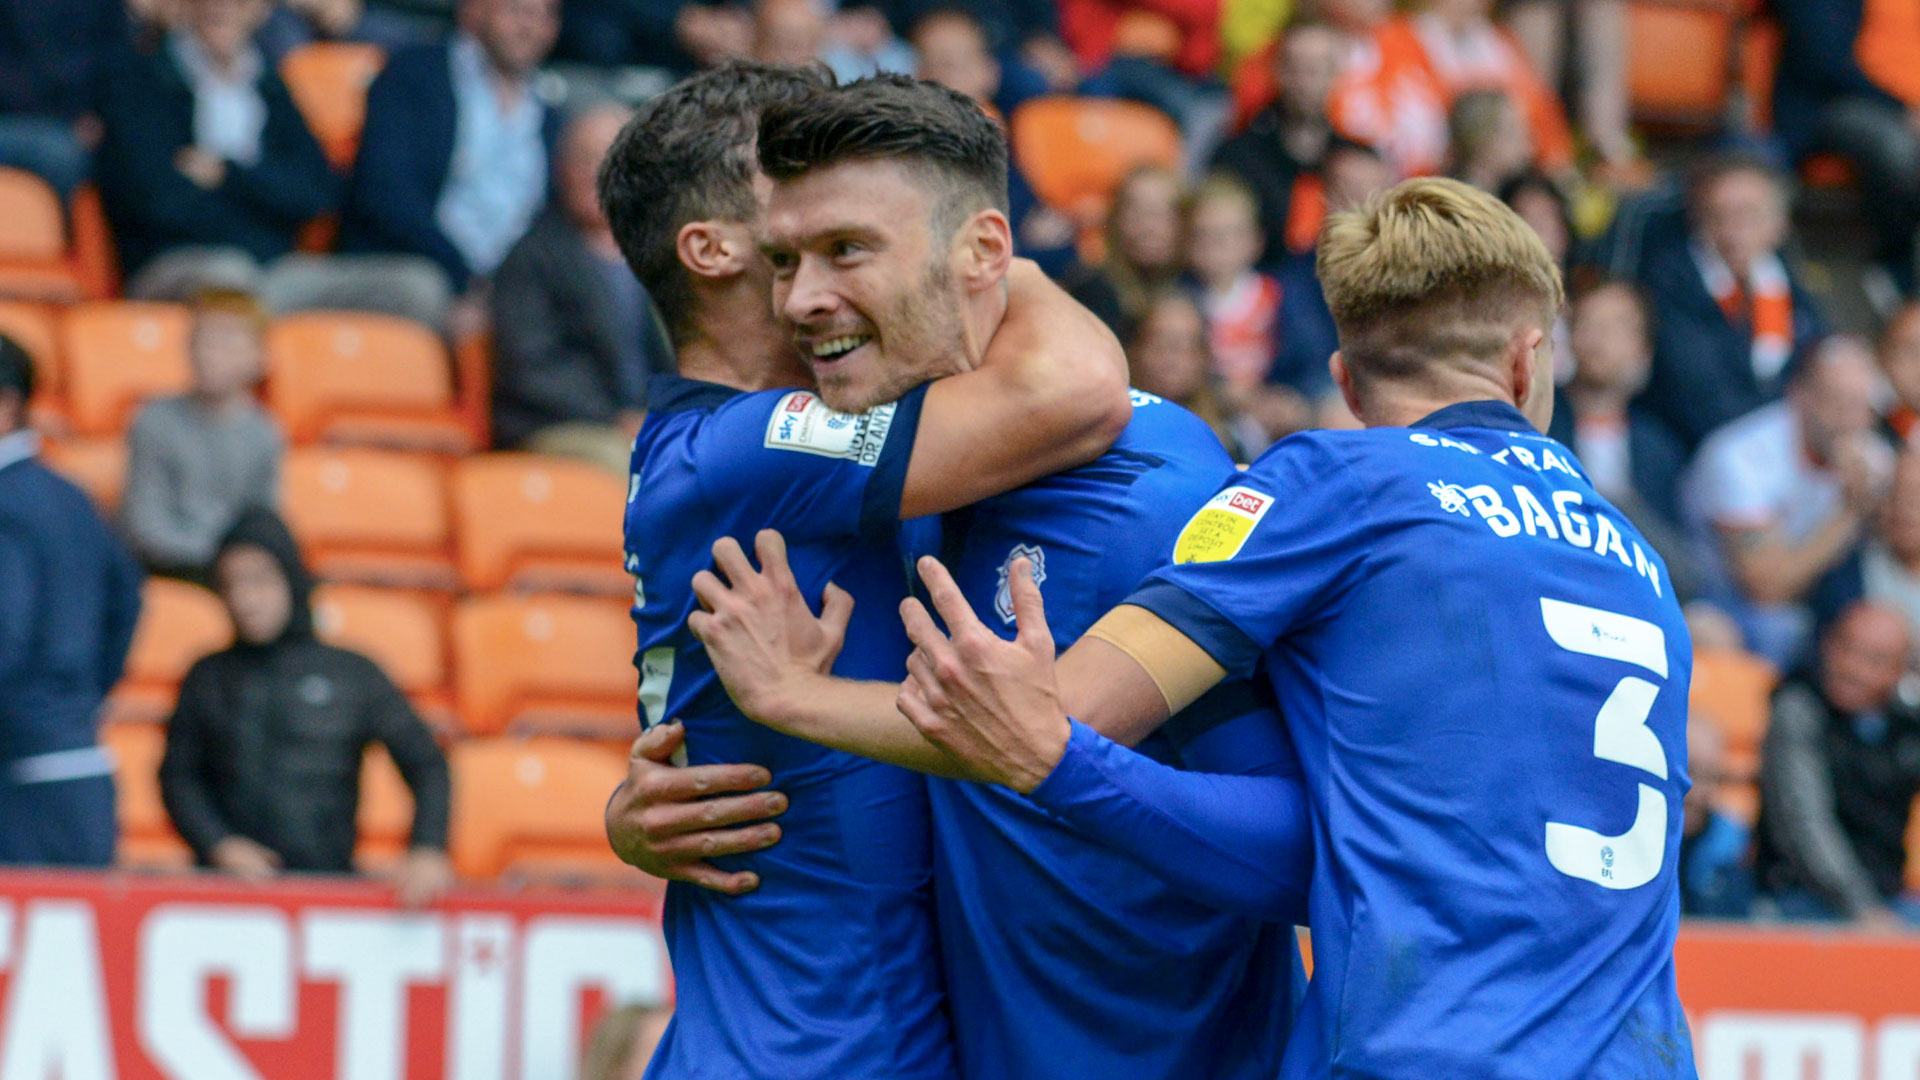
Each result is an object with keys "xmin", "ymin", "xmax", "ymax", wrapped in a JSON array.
[{"xmin": 1, "ymin": 0, "xmax": 1919, "ymax": 974}]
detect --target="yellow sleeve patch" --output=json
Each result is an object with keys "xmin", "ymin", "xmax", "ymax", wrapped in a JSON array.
[{"xmin": 1172, "ymin": 485, "xmax": 1275, "ymax": 564}]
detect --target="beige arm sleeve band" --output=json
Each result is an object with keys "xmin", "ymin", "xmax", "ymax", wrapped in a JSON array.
[{"xmin": 1082, "ymin": 604, "xmax": 1229, "ymax": 716}]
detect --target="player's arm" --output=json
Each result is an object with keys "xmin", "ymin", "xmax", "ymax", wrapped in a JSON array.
[{"xmin": 898, "ymin": 259, "xmax": 1132, "ymax": 517}]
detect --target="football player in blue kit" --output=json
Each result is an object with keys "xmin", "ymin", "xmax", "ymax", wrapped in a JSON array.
[
  {"xmin": 872, "ymin": 179, "xmax": 1702, "ymax": 1079},
  {"xmin": 596, "ymin": 63, "xmax": 1139, "ymax": 1079},
  {"xmin": 679, "ymin": 76, "xmax": 1305, "ymax": 1080}
]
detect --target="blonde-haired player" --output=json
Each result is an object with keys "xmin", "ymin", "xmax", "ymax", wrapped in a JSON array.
[{"xmin": 693, "ymin": 178, "xmax": 1697, "ymax": 1076}]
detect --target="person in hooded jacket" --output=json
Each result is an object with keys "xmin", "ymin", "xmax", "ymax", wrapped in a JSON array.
[{"xmin": 159, "ymin": 507, "xmax": 454, "ymax": 904}]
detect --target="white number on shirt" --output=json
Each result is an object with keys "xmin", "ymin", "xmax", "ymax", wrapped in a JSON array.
[{"xmin": 1539, "ymin": 597, "xmax": 1671, "ymax": 890}]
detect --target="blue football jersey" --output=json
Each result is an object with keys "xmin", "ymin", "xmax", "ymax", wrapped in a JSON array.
[
  {"xmin": 1130, "ymin": 400, "xmax": 1698, "ymax": 1080},
  {"xmin": 625, "ymin": 375, "xmax": 956, "ymax": 1080},
  {"xmin": 922, "ymin": 392, "xmax": 1302, "ymax": 1080}
]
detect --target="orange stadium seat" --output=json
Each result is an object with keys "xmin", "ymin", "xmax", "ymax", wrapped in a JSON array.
[
  {"xmin": 41, "ymin": 436, "xmax": 127, "ymax": 512},
  {"xmin": 448, "ymin": 736, "xmax": 642, "ymax": 882},
  {"xmin": 282, "ymin": 447, "xmax": 455, "ymax": 589},
  {"xmin": 68, "ymin": 184, "xmax": 119, "ymax": 300},
  {"xmin": 1010, "ymin": 97, "xmax": 1183, "ymax": 224},
  {"xmin": 266, "ymin": 311, "xmax": 474, "ymax": 452},
  {"xmin": 451, "ymin": 453, "xmax": 629, "ymax": 595},
  {"xmin": 280, "ymin": 42, "xmax": 387, "ymax": 171},
  {"xmin": 452, "ymin": 594, "xmax": 638, "ymax": 738},
  {"xmin": 109, "ymin": 578, "xmax": 231, "ymax": 725},
  {"xmin": 0, "ymin": 167, "xmax": 80, "ymax": 303},
  {"xmin": 1690, "ymin": 646, "xmax": 1778, "ymax": 825},
  {"xmin": 1625, "ymin": 0, "xmax": 1771, "ymax": 131},
  {"xmin": 355, "ymin": 744, "xmax": 418, "ymax": 872},
  {"xmin": 1908, "ymin": 796, "xmax": 1920, "ymax": 893},
  {"xmin": 62, "ymin": 301, "xmax": 192, "ymax": 436},
  {"xmin": 312, "ymin": 583, "xmax": 455, "ymax": 730},
  {"xmin": 102, "ymin": 721, "xmax": 192, "ymax": 869}
]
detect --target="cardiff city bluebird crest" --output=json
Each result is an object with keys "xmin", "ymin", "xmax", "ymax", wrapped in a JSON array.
[{"xmin": 994, "ymin": 543, "xmax": 1047, "ymax": 624}]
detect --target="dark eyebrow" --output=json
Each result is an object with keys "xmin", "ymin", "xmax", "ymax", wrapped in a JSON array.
[{"xmin": 765, "ymin": 223, "xmax": 886, "ymax": 255}]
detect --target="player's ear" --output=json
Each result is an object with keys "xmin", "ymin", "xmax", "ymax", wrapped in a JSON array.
[
  {"xmin": 955, "ymin": 208, "xmax": 1014, "ymax": 295},
  {"xmin": 1509, "ymin": 325, "xmax": 1552, "ymax": 430},
  {"xmin": 1330, "ymin": 351, "xmax": 1364, "ymax": 424},
  {"xmin": 677, "ymin": 219, "xmax": 753, "ymax": 281}
]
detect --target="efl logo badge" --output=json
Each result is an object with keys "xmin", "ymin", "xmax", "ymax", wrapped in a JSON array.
[
  {"xmin": 763, "ymin": 390, "xmax": 894, "ymax": 463},
  {"xmin": 1173, "ymin": 485, "xmax": 1274, "ymax": 564}
]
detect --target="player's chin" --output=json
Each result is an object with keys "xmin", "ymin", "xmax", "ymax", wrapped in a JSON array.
[{"xmin": 810, "ymin": 361, "xmax": 880, "ymax": 414}]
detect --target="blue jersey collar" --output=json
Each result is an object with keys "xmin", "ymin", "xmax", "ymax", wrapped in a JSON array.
[
  {"xmin": 646, "ymin": 374, "xmax": 747, "ymax": 414},
  {"xmin": 0, "ymin": 429, "xmax": 39, "ymax": 474},
  {"xmin": 1409, "ymin": 399, "xmax": 1538, "ymax": 434}
]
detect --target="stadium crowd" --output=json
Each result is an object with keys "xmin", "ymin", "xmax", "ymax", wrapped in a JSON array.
[{"xmin": 0, "ymin": 0, "xmax": 1918, "ymax": 976}]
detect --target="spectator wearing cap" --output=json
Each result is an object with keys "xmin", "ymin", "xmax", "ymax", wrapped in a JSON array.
[
  {"xmin": 122, "ymin": 290, "xmax": 285, "ymax": 581},
  {"xmin": 97, "ymin": 0, "xmax": 449, "ymax": 323},
  {"xmin": 0, "ymin": 0, "xmax": 130, "ymax": 196},
  {"xmin": 1757, "ymin": 601, "xmax": 1920, "ymax": 929},
  {"xmin": 1548, "ymin": 281, "xmax": 1696, "ymax": 597},
  {"xmin": 490, "ymin": 106, "xmax": 671, "ymax": 475},
  {"xmin": 0, "ymin": 336, "xmax": 144, "ymax": 868},
  {"xmin": 160, "ymin": 508, "xmax": 454, "ymax": 904},
  {"xmin": 341, "ymin": 0, "xmax": 563, "ymax": 333},
  {"xmin": 1636, "ymin": 156, "xmax": 1827, "ymax": 449},
  {"xmin": 1209, "ymin": 19, "xmax": 1346, "ymax": 267},
  {"xmin": 1682, "ymin": 336, "xmax": 1895, "ymax": 666}
]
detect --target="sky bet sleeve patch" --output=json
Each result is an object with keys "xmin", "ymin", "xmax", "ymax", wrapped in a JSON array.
[
  {"xmin": 1173, "ymin": 485, "xmax": 1275, "ymax": 564},
  {"xmin": 763, "ymin": 390, "xmax": 896, "ymax": 465}
]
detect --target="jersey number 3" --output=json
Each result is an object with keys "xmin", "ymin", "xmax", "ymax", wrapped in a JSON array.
[{"xmin": 1539, "ymin": 597, "xmax": 1671, "ymax": 890}]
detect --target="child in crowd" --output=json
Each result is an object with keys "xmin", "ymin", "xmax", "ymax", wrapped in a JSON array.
[
  {"xmin": 121, "ymin": 289, "xmax": 284, "ymax": 582},
  {"xmin": 1128, "ymin": 288, "xmax": 1270, "ymax": 462}
]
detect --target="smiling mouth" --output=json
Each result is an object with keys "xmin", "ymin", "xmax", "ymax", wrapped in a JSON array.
[{"xmin": 807, "ymin": 334, "xmax": 874, "ymax": 366}]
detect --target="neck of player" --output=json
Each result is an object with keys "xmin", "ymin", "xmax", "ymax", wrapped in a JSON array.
[{"xmin": 676, "ymin": 282, "xmax": 813, "ymax": 393}]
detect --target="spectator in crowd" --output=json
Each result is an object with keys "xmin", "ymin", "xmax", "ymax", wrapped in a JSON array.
[
  {"xmin": 1185, "ymin": 174, "xmax": 1325, "ymax": 440},
  {"xmin": 160, "ymin": 508, "xmax": 454, "ymax": 904},
  {"xmin": 1069, "ymin": 164, "xmax": 1187, "ymax": 343},
  {"xmin": 0, "ymin": 0, "xmax": 129, "ymax": 196},
  {"xmin": 1637, "ymin": 155, "xmax": 1827, "ymax": 448},
  {"xmin": 1322, "ymin": 136, "xmax": 1392, "ymax": 212},
  {"xmin": 96, "ymin": 0, "xmax": 448, "ymax": 322},
  {"xmin": 122, "ymin": 290, "xmax": 284, "ymax": 581},
  {"xmin": 751, "ymin": 0, "xmax": 911, "ymax": 78},
  {"xmin": 1683, "ymin": 335, "xmax": 1895, "ymax": 666},
  {"xmin": 341, "ymin": 0, "xmax": 562, "ymax": 333},
  {"xmin": 1679, "ymin": 715, "xmax": 1756, "ymax": 918},
  {"xmin": 909, "ymin": 7, "xmax": 1079, "ymax": 274},
  {"xmin": 257, "ymin": 0, "xmax": 433, "ymax": 60},
  {"xmin": 1448, "ymin": 88, "xmax": 1532, "ymax": 195},
  {"xmin": 1128, "ymin": 287, "xmax": 1268, "ymax": 461},
  {"xmin": 1548, "ymin": 280, "xmax": 1697, "ymax": 597},
  {"xmin": 0, "ymin": 337, "xmax": 144, "ymax": 868},
  {"xmin": 490, "ymin": 106, "xmax": 670, "ymax": 474},
  {"xmin": 1209, "ymin": 19, "xmax": 1345, "ymax": 266},
  {"xmin": 554, "ymin": 0, "xmax": 752, "ymax": 74},
  {"xmin": 1773, "ymin": 0, "xmax": 1920, "ymax": 299},
  {"xmin": 1501, "ymin": 0, "xmax": 1638, "ymax": 182},
  {"xmin": 1757, "ymin": 601, "xmax": 1920, "ymax": 929},
  {"xmin": 1879, "ymin": 302, "xmax": 1920, "ymax": 444},
  {"xmin": 1848, "ymin": 454, "xmax": 1920, "ymax": 641},
  {"xmin": 1058, "ymin": 0, "xmax": 1226, "ymax": 152},
  {"xmin": 894, "ymin": 0, "xmax": 1081, "ymax": 95},
  {"xmin": 1500, "ymin": 171, "xmax": 1574, "ymax": 380},
  {"xmin": 579, "ymin": 1003, "xmax": 674, "ymax": 1080}
]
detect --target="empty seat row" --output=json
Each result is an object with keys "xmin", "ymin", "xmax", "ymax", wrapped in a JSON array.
[
  {"xmin": 116, "ymin": 578, "xmax": 639, "ymax": 739},
  {"xmin": 5, "ymin": 299, "xmax": 474, "ymax": 451},
  {"xmin": 103, "ymin": 724, "xmax": 644, "ymax": 885}
]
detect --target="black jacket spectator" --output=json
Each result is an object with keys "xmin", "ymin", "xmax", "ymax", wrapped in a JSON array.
[
  {"xmin": 95, "ymin": 35, "xmax": 339, "ymax": 281},
  {"xmin": 0, "ymin": 0, "xmax": 129, "ymax": 120},
  {"xmin": 339, "ymin": 41, "xmax": 561, "ymax": 290},
  {"xmin": 159, "ymin": 510, "xmax": 450, "ymax": 875},
  {"xmin": 1634, "ymin": 236, "xmax": 1825, "ymax": 449},
  {"xmin": 491, "ymin": 209, "xmax": 670, "ymax": 449},
  {"xmin": 1771, "ymin": 0, "xmax": 1901, "ymax": 156},
  {"xmin": 1757, "ymin": 673, "xmax": 1920, "ymax": 915},
  {"xmin": 1548, "ymin": 392, "xmax": 1689, "ymax": 527}
]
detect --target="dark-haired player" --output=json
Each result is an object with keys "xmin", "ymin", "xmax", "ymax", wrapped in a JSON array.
[
  {"xmin": 597, "ymin": 63, "xmax": 1132, "ymax": 1079},
  {"xmin": 688, "ymin": 75, "xmax": 1304, "ymax": 1080}
]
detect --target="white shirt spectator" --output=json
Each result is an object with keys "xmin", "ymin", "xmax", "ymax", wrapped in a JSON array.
[{"xmin": 1683, "ymin": 401, "xmax": 1889, "ymax": 541}]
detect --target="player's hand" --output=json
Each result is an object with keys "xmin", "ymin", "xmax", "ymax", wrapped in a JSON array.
[
  {"xmin": 688, "ymin": 530, "xmax": 853, "ymax": 727},
  {"xmin": 605, "ymin": 720, "xmax": 787, "ymax": 895},
  {"xmin": 897, "ymin": 555, "xmax": 1070, "ymax": 794}
]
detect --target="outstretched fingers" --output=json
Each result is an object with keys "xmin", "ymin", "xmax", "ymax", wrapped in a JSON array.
[{"xmin": 1005, "ymin": 557, "xmax": 1054, "ymax": 660}]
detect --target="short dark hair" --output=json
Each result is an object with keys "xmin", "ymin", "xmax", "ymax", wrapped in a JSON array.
[
  {"xmin": 598, "ymin": 61, "xmax": 832, "ymax": 347},
  {"xmin": 0, "ymin": 333, "xmax": 33, "ymax": 407},
  {"xmin": 757, "ymin": 74, "xmax": 1010, "ymax": 237}
]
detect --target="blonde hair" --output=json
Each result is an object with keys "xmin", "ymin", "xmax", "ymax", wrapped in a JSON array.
[
  {"xmin": 1317, "ymin": 177, "xmax": 1563, "ymax": 391},
  {"xmin": 191, "ymin": 287, "xmax": 269, "ymax": 333}
]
